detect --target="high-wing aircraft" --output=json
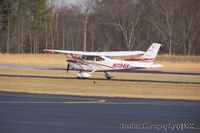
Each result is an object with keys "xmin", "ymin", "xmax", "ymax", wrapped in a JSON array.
[{"xmin": 43, "ymin": 43, "xmax": 163, "ymax": 79}]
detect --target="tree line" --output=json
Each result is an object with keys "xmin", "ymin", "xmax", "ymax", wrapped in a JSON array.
[{"xmin": 0, "ymin": 0, "xmax": 200, "ymax": 55}]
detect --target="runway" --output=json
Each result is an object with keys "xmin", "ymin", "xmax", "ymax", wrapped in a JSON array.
[
  {"xmin": 1, "ymin": 64, "xmax": 200, "ymax": 75},
  {"xmin": 0, "ymin": 91, "xmax": 200, "ymax": 133},
  {"xmin": 0, "ymin": 74, "xmax": 200, "ymax": 85},
  {"xmin": 0, "ymin": 65, "xmax": 200, "ymax": 85}
]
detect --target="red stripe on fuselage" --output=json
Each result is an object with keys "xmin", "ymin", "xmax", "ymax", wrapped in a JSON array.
[
  {"xmin": 67, "ymin": 58, "xmax": 113, "ymax": 69},
  {"xmin": 67, "ymin": 58, "xmax": 88, "ymax": 66}
]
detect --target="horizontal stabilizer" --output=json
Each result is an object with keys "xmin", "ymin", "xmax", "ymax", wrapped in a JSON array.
[{"xmin": 150, "ymin": 64, "xmax": 163, "ymax": 68}]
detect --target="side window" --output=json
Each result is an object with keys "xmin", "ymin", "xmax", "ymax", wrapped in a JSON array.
[
  {"xmin": 86, "ymin": 56, "xmax": 95, "ymax": 61},
  {"xmin": 96, "ymin": 56, "xmax": 104, "ymax": 61}
]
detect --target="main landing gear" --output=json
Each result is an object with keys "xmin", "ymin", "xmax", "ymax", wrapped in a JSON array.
[
  {"xmin": 76, "ymin": 70, "xmax": 96, "ymax": 79},
  {"xmin": 76, "ymin": 72, "xmax": 91, "ymax": 79},
  {"xmin": 104, "ymin": 72, "xmax": 114, "ymax": 80},
  {"xmin": 75, "ymin": 71, "xmax": 114, "ymax": 80}
]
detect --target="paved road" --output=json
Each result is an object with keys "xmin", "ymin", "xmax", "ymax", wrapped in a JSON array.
[{"xmin": 0, "ymin": 91, "xmax": 200, "ymax": 133}]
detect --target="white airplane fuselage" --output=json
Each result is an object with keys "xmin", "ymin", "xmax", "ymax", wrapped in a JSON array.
[{"xmin": 67, "ymin": 56, "xmax": 154, "ymax": 72}]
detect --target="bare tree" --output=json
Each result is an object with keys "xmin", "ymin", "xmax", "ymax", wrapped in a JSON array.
[
  {"xmin": 98, "ymin": 0, "xmax": 145, "ymax": 50},
  {"xmin": 1, "ymin": 0, "xmax": 200, "ymax": 55},
  {"xmin": 81, "ymin": 0, "xmax": 96, "ymax": 51},
  {"xmin": 6, "ymin": 11, "xmax": 10, "ymax": 53},
  {"xmin": 145, "ymin": 0, "xmax": 176, "ymax": 54},
  {"xmin": 176, "ymin": 0, "xmax": 200, "ymax": 55}
]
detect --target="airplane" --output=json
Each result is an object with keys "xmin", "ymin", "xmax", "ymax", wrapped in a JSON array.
[{"xmin": 43, "ymin": 43, "xmax": 163, "ymax": 79}]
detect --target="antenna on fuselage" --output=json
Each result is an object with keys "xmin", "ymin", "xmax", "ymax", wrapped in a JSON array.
[
  {"xmin": 95, "ymin": 48, "xmax": 100, "ymax": 52},
  {"xmin": 104, "ymin": 47, "xmax": 109, "ymax": 52}
]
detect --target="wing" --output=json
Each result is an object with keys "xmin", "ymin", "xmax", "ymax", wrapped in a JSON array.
[{"xmin": 43, "ymin": 49, "xmax": 145, "ymax": 56}]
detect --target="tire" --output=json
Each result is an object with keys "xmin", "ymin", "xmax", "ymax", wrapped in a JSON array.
[{"xmin": 106, "ymin": 77, "xmax": 111, "ymax": 80}]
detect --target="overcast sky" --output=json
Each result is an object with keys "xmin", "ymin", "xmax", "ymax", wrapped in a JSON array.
[
  {"xmin": 54, "ymin": 0, "xmax": 83, "ymax": 7},
  {"xmin": 66, "ymin": 0, "xmax": 82, "ymax": 5}
]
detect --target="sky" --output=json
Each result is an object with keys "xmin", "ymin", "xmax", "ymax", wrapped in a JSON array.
[
  {"xmin": 66, "ymin": 0, "xmax": 82, "ymax": 5},
  {"xmin": 53, "ymin": 0, "xmax": 83, "ymax": 7}
]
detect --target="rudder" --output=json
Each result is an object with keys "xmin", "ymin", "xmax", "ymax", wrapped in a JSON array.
[{"xmin": 139, "ymin": 43, "xmax": 161, "ymax": 60}]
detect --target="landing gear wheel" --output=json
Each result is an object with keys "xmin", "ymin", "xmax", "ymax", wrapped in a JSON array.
[
  {"xmin": 104, "ymin": 72, "xmax": 114, "ymax": 80},
  {"xmin": 106, "ymin": 77, "xmax": 111, "ymax": 80},
  {"xmin": 76, "ymin": 72, "xmax": 91, "ymax": 79}
]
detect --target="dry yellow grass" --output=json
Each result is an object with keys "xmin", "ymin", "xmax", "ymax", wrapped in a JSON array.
[
  {"xmin": 1, "ymin": 76, "xmax": 199, "ymax": 100},
  {"xmin": 0, "ymin": 54, "xmax": 66, "ymax": 67},
  {"xmin": 157, "ymin": 54, "xmax": 200, "ymax": 63},
  {"xmin": 0, "ymin": 68, "xmax": 200, "ymax": 100},
  {"xmin": 150, "ymin": 61, "xmax": 200, "ymax": 72}
]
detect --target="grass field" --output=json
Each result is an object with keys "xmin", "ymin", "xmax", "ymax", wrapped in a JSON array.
[{"xmin": 0, "ymin": 53, "xmax": 200, "ymax": 100}]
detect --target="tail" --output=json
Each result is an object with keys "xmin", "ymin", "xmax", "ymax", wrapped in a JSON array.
[
  {"xmin": 124, "ymin": 43, "xmax": 163, "ymax": 68},
  {"xmin": 138, "ymin": 43, "xmax": 161, "ymax": 61}
]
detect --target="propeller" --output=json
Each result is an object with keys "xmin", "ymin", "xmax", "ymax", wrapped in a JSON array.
[{"xmin": 67, "ymin": 63, "xmax": 70, "ymax": 73}]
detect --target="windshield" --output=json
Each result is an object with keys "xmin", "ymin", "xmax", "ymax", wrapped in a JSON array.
[
  {"xmin": 81, "ymin": 55, "xmax": 86, "ymax": 60},
  {"xmin": 81, "ymin": 55, "xmax": 105, "ymax": 61},
  {"xmin": 86, "ymin": 56, "xmax": 95, "ymax": 60}
]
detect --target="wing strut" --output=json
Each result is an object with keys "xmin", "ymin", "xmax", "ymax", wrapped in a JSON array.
[{"xmin": 70, "ymin": 54, "xmax": 85, "ymax": 71}]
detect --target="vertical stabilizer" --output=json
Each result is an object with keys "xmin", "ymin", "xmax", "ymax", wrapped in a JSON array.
[{"xmin": 139, "ymin": 43, "xmax": 161, "ymax": 60}]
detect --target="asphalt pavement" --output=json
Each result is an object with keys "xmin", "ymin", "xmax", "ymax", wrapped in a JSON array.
[
  {"xmin": 0, "ymin": 74, "xmax": 200, "ymax": 85},
  {"xmin": 1, "ymin": 64, "xmax": 200, "ymax": 75},
  {"xmin": 0, "ymin": 91, "xmax": 200, "ymax": 133}
]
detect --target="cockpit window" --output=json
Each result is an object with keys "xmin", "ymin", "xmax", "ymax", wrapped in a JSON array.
[
  {"xmin": 96, "ymin": 56, "xmax": 104, "ymax": 61},
  {"xmin": 81, "ymin": 55, "xmax": 105, "ymax": 61},
  {"xmin": 86, "ymin": 56, "xmax": 95, "ymax": 60},
  {"xmin": 81, "ymin": 55, "xmax": 86, "ymax": 60}
]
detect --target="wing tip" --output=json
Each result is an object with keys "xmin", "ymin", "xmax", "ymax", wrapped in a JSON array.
[{"xmin": 43, "ymin": 49, "xmax": 53, "ymax": 53}]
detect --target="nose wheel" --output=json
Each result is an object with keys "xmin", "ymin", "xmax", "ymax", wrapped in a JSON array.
[{"xmin": 104, "ymin": 72, "xmax": 114, "ymax": 80}]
